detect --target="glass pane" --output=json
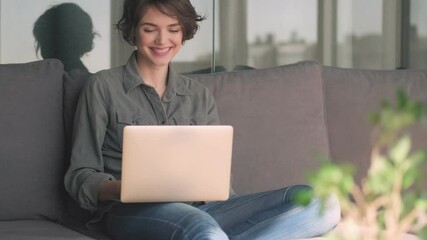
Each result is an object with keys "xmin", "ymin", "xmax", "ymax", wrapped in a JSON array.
[
  {"xmin": 215, "ymin": 0, "xmax": 317, "ymax": 71},
  {"xmin": 408, "ymin": 0, "xmax": 427, "ymax": 69},
  {"xmin": 172, "ymin": 0, "xmax": 214, "ymax": 74},
  {"xmin": 247, "ymin": 0, "xmax": 317, "ymax": 68},
  {"xmin": 0, "ymin": 0, "xmax": 110, "ymax": 73},
  {"xmin": 336, "ymin": 0, "xmax": 383, "ymax": 69}
]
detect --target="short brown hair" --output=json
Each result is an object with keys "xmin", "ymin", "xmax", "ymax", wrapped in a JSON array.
[{"xmin": 117, "ymin": 0, "xmax": 205, "ymax": 46}]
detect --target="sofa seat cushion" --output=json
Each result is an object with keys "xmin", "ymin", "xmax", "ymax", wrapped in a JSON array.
[
  {"xmin": 0, "ymin": 59, "xmax": 65, "ymax": 221},
  {"xmin": 192, "ymin": 61, "xmax": 330, "ymax": 194},
  {"xmin": 0, "ymin": 220, "xmax": 94, "ymax": 240}
]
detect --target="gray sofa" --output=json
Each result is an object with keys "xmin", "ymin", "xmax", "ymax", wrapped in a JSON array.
[{"xmin": 1, "ymin": 59, "xmax": 426, "ymax": 239}]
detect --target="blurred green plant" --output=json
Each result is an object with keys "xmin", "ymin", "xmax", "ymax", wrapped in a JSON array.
[{"xmin": 296, "ymin": 89, "xmax": 427, "ymax": 240}]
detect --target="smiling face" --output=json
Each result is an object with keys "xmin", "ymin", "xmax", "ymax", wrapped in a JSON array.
[{"xmin": 135, "ymin": 6, "xmax": 183, "ymax": 69}]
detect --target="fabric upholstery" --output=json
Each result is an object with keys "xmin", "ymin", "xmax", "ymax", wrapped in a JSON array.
[
  {"xmin": 0, "ymin": 60, "xmax": 64, "ymax": 220},
  {"xmin": 63, "ymin": 69, "xmax": 92, "ymax": 154},
  {"xmin": 192, "ymin": 61, "xmax": 330, "ymax": 194},
  {"xmin": 0, "ymin": 59, "xmax": 66, "ymax": 221},
  {"xmin": 0, "ymin": 220, "xmax": 94, "ymax": 240},
  {"xmin": 2, "ymin": 57, "xmax": 426, "ymax": 239},
  {"xmin": 323, "ymin": 66, "xmax": 427, "ymax": 183}
]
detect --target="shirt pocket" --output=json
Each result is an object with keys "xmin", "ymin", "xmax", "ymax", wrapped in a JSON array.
[
  {"xmin": 116, "ymin": 110, "xmax": 155, "ymax": 148},
  {"xmin": 171, "ymin": 115, "xmax": 208, "ymax": 125}
]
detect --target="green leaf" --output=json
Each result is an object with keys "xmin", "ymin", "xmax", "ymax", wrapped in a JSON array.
[
  {"xmin": 396, "ymin": 89, "xmax": 406, "ymax": 107},
  {"xmin": 307, "ymin": 162, "xmax": 355, "ymax": 202},
  {"xmin": 293, "ymin": 188, "xmax": 314, "ymax": 206},
  {"xmin": 402, "ymin": 192, "xmax": 419, "ymax": 215},
  {"xmin": 418, "ymin": 226, "xmax": 427, "ymax": 240},
  {"xmin": 401, "ymin": 150, "xmax": 427, "ymax": 189},
  {"xmin": 415, "ymin": 198, "xmax": 427, "ymax": 211},
  {"xmin": 389, "ymin": 136, "xmax": 411, "ymax": 164},
  {"xmin": 368, "ymin": 156, "xmax": 395, "ymax": 194},
  {"xmin": 402, "ymin": 168, "xmax": 419, "ymax": 190}
]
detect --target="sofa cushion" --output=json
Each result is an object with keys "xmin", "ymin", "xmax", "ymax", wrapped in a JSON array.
[
  {"xmin": 323, "ymin": 66, "xmax": 427, "ymax": 183},
  {"xmin": 0, "ymin": 220, "xmax": 95, "ymax": 240},
  {"xmin": 63, "ymin": 69, "xmax": 92, "ymax": 161},
  {"xmin": 0, "ymin": 59, "xmax": 65, "ymax": 221},
  {"xmin": 192, "ymin": 61, "xmax": 330, "ymax": 194}
]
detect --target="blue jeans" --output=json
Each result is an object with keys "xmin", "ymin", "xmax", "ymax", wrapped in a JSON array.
[{"xmin": 103, "ymin": 185, "xmax": 341, "ymax": 240}]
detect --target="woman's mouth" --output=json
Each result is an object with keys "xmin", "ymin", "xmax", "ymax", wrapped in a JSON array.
[{"xmin": 151, "ymin": 47, "xmax": 172, "ymax": 56}]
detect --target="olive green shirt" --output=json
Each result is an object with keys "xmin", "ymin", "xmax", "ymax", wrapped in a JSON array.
[{"xmin": 64, "ymin": 52, "xmax": 220, "ymax": 211}]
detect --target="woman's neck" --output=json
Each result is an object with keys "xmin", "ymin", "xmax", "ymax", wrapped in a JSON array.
[{"xmin": 137, "ymin": 62, "xmax": 169, "ymax": 98}]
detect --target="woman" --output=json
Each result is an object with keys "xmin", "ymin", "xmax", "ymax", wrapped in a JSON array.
[{"xmin": 65, "ymin": 0, "xmax": 341, "ymax": 239}]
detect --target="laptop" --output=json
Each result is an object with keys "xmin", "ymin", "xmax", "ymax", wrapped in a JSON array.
[{"xmin": 120, "ymin": 125, "xmax": 234, "ymax": 203}]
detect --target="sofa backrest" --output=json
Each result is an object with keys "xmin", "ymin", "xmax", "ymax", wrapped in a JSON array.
[
  {"xmin": 0, "ymin": 59, "xmax": 66, "ymax": 221},
  {"xmin": 192, "ymin": 61, "xmax": 331, "ymax": 195},
  {"xmin": 323, "ymin": 66, "xmax": 427, "ymax": 183},
  {"xmin": 63, "ymin": 69, "xmax": 92, "ymax": 164}
]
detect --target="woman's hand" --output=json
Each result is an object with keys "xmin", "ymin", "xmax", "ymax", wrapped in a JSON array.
[{"xmin": 98, "ymin": 180, "xmax": 121, "ymax": 202}]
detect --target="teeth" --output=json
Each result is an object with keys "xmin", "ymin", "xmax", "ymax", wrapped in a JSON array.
[{"xmin": 152, "ymin": 47, "xmax": 170, "ymax": 53}]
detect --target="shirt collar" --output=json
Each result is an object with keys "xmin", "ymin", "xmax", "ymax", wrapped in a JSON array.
[
  {"xmin": 163, "ymin": 68, "xmax": 192, "ymax": 102},
  {"xmin": 123, "ymin": 51, "xmax": 191, "ymax": 101}
]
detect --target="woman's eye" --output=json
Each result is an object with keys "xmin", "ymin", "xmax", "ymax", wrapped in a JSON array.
[
  {"xmin": 143, "ymin": 29, "xmax": 155, "ymax": 33},
  {"xmin": 169, "ymin": 29, "xmax": 180, "ymax": 33}
]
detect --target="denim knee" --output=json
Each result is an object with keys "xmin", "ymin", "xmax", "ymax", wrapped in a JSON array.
[
  {"xmin": 104, "ymin": 203, "xmax": 229, "ymax": 240},
  {"xmin": 306, "ymin": 193, "xmax": 341, "ymax": 233},
  {"xmin": 175, "ymin": 209, "xmax": 229, "ymax": 240}
]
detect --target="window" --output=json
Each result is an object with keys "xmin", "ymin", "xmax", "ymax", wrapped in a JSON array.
[
  {"xmin": 407, "ymin": 0, "xmax": 427, "ymax": 69},
  {"xmin": 246, "ymin": 0, "xmax": 318, "ymax": 68},
  {"xmin": 214, "ymin": 0, "xmax": 318, "ymax": 71},
  {"xmin": 0, "ymin": 0, "xmax": 111, "ymax": 73},
  {"xmin": 336, "ymin": 0, "xmax": 383, "ymax": 69},
  {"xmin": 1, "ymin": 0, "xmax": 426, "ymax": 72}
]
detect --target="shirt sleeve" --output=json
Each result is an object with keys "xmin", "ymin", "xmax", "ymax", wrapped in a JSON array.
[
  {"xmin": 64, "ymin": 75, "xmax": 115, "ymax": 211},
  {"xmin": 205, "ymin": 87, "xmax": 221, "ymax": 125}
]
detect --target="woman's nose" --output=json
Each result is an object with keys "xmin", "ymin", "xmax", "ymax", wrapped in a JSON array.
[{"xmin": 155, "ymin": 30, "xmax": 168, "ymax": 45}]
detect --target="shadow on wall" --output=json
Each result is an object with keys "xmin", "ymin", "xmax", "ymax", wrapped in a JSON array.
[{"xmin": 33, "ymin": 3, "xmax": 97, "ymax": 72}]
